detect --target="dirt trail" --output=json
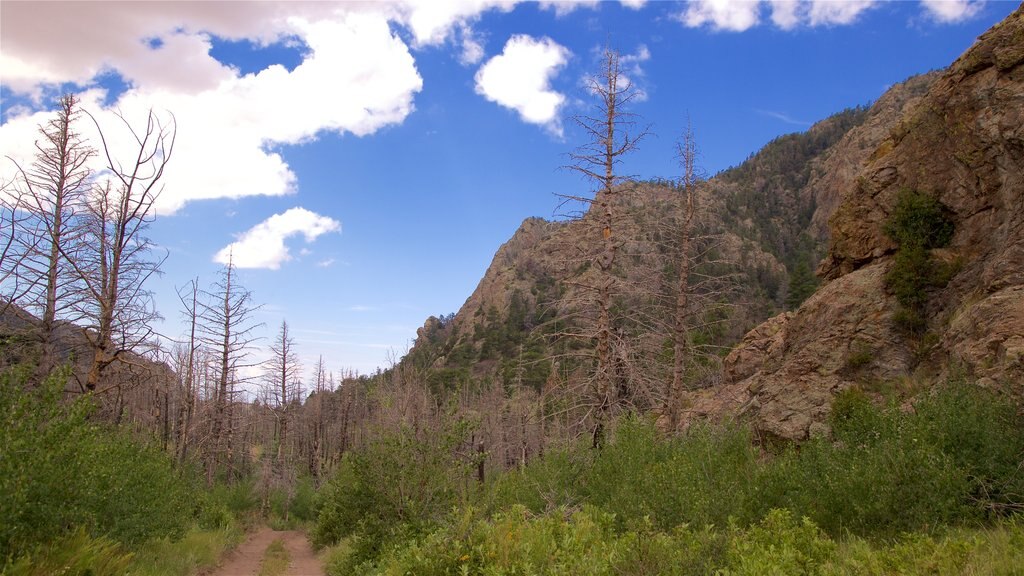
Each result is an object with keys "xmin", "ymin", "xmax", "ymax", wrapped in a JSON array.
[{"xmin": 209, "ymin": 526, "xmax": 324, "ymax": 576}]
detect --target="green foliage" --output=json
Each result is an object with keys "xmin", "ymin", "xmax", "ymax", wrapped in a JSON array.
[
  {"xmin": 318, "ymin": 378, "xmax": 1024, "ymax": 573},
  {"xmin": 884, "ymin": 189, "xmax": 954, "ymax": 250},
  {"xmin": 0, "ymin": 368, "xmax": 194, "ymax": 561},
  {"xmin": 785, "ymin": 259, "xmax": 819, "ymax": 310},
  {"xmin": 124, "ymin": 525, "xmax": 244, "ymax": 576},
  {"xmin": 581, "ymin": 418, "xmax": 760, "ymax": 531},
  {"xmin": 882, "ymin": 189, "xmax": 956, "ymax": 334},
  {"xmin": 202, "ymin": 480, "xmax": 259, "ymax": 529},
  {"xmin": 258, "ymin": 539, "xmax": 291, "ymax": 576},
  {"xmin": 483, "ymin": 446, "xmax": 588, "ymax": 515},
  {"xmin": 4, "ymin": 528, "xmax": 133, "ymax": 576},
  {"xmin": 313, "ymin": 421, "xmax": 477, "ymax": 568},
  {"xmin": 753, "ymin": 383, "xmax": 1024, "ymax": 538},
  {"xmin": 724, "ymin": 509, "xmax": 835, "ymax": 576},
  {"xmin": 908, "ymin": 381, "xmax": 1024, "ymax": 518}
]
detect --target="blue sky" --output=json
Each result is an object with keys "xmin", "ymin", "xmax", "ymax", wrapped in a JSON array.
[{"xmin": 0, "ymin": 0, "xmax": 1017, "ymax": 380}]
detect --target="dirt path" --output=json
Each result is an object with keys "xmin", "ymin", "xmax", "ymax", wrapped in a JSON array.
[{"xmin": 209, "ymin": 527, "xmax": 325, "ymax": 576}]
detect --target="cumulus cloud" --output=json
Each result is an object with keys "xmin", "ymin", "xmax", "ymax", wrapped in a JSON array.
[
  {"xmin": 920, "ymin": 0, "xmax": 985, "ymax": 23},
  {"xmin": 539, "ymin": 0, "xmax": 647, "ymax": 16},
  {"xmin": 458, "ymin": 24, "xmax": 487, "ymax": 65},
  {"xmin": 680, "ymin": 0, "xmax": 762, "ymax": 31},
  {"xmin": 215, "ymin": 207, "xmax": 341, "ymax": 270},
  {"xmin": 6, "ymin": 2, "xmax": 588, "ymax": 215},
  {"xmin": 679, "ymin": 0, "xmax": 885, "ymax": 31},
  {"xmin": 474, "ymin": 35, "xmax": 570, "ymax": 134},
  {"xmin": 0, "ymin": 4, "xmax": 424, "ymax": 215}
]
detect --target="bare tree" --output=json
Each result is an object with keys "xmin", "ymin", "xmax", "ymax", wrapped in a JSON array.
[
  {"xmin": 199, "ymin": 256, "xmax": 261, "ymax": 483},
  {"xmin": 4, "ymin": 94, "xmax": 94, "ymax": 379},
  {"xmin": 69, "ymin": 107, "xmax": 173, "ymax": 392},
  {"xmin": 669, "ymin": 123, "xmax": 700, "ymax": 430},
  {"xmin": 264, "ymin": 319, "xmax": 301, "ymax": 467},
  {"xmin": 560, "ymin": 46, "xmax": 649, "ymax": 447},
  {"xmin": 174, "ymin": 278, "xmax": 201, "ymax": 465},
  {"xmin": 309, "ymin": 355, "xmax": 327, "ymax": 482},
  {"xmin": 0, "ymin": 177, "xmax": 29, "ymax": 312}
]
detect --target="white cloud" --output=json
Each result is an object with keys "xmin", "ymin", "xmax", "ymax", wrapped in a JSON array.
[
  {"xmin": 4, "ymin": 1, "xmax": 573, "ymax": 215},
  {"xmin": 458, "ymin": 24, "xmax": 487, "ymax": 65},
  {"xmin": 539, "ymin": 1, "xmax": 600, "ymax": 17},
  {"xmin": 215, "ymin": 207, "xmax": 341, "ymax": 270},
  {"xmin": 920, "ymin": 0, "xmax": 985, "ymax": 23},
  {"xmin": 539, "ymin": 0, "xmax": 647, "ymax": 16},
  {"xmin": 317, "ymin": 258, "xmax": 337, "ymax": 268},
  {"xmin": 807, "ymin": 0, "xmax": 876, "ymax": 26},
  {"xmin": 680, "ymin": 0, "xmax": 762, "ymax": 32},
  {"xmin": 768, "ymin": 0, "xmax": 801, "ymax": 28},
  {"xmin": 390, "ymin": 0, "xmax": 519, "ymax": 46},
  {"xmin": 474, "ymin": 35, "xmax": 570, "ymax": 134},
  {"xmin": 678, "ymin": 0, "xmax": 886, "ymax": 31}
]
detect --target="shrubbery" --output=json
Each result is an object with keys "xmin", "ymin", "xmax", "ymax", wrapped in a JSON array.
[
  {"xmin": 314, "ymin": 379, "xmax": 1024, "ymax": 573},
  {"xmin": 313, "ymin": 421, "xmax": 477, "ymax": 571},
  {"xmin": 883, "ymin": 188, "xmax": 956, "ymax": 333},
  {"xmin": 0, "ymin": 366, "xmax": 260, "ymax": 573},
  {"xmin": 0, "ymin": 368, "xmax": 195, "ymax": 562}
]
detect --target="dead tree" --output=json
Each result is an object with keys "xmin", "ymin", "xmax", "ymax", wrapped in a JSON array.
[
  {"xmin": 71, "ymin": 107, "xmax": 173, "ymax": 392},
  {"xmin": 309, "ymin": 356, "xmax": 327, "ymax": 482},
  {"xmin": 264, "ymin": 319, "xmax": 301, "ymax": 468},
  {"xmin": 4, "ymin": 95, "xmax": 94, "ymax": 380},
  {"xmin": 669, "ymin": 123, "xmax": 700, "ymax": 430},
  {"xmin": 199, "ymin": 256, "xmax": 260, "ymax": 484},
  {"xmin": 174, "ymin": 278, "xmax": 201, "ymax": 465},
  {"xmin": 560, "ymin": 46, "xmax": 648, "ymax": 447}
]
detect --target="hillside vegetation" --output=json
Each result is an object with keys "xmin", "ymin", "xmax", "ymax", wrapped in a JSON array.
[{"xmin": 2, "ymin": 5, "xmax": 1023, "ymax": 575}]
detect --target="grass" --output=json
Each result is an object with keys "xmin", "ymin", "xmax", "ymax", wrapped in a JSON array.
[
  {"xmin": 127, "ymin": 524, "xmax": 245, "ymax": 576},
  {"xmin": 258, "ymin": 539, "xmax": 291, "ymax": 576}
]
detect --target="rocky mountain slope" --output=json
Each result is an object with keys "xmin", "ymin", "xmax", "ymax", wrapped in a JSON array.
[
  {"xmin": 401, "ymin": 67, "xmax": 942, "ymax": 398},
  {"xmin": 687, "ymin": 5, "xmax": 1024, "ymax": 440}
]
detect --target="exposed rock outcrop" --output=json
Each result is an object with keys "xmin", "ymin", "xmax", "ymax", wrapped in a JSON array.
[{"xmin": 702, "ymin": 6, "xmax": 1024, "ymax": 439}]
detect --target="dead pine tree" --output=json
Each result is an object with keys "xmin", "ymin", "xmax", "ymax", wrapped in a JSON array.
[
  {"xmin": 199, "ymin": 255, "xmax": 261, "ymax": 484},
  {"xmin": 560, "ymin": 46, "xmax": 649, "ymax": 448},
  {"xmin": 174, "ymin": 278, "xmax": 201, "ymax": 465},
  {"xmin": 73, "ymin": 107, "xmax": 173, "ymax": 393},
  {"xmin": 5, "ymin": 94, "xmax": 94, "ymax": 382},
  {"xmin": 264, "ymin": 319, "xmax": 301, "ymax": 471},
  {"xmin": 309, "ymin": 355, "xmax": 327, "ymax": 483},
  {"xmin": 669, "ymin": 123, "xmax": 700, "ymax": 431}
]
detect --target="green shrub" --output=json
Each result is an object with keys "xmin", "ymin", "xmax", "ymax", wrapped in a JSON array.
[
  {"xmin": 909, "ymin": 381, "xmax": 1024, "ymax": 518},
  {"xmin": 884, "ymin": 188, "xmax": 954, "ymax": 250},
  {"xmin": 582, "ymin": 418, "xmax": 760, "ymax": 531},
  {"xmin": 883, "ymin": 189, "xmax": 956, "ymax": 334},
  {"xmin": 0, "ymin": 368, "xmax": 193, "ymax": 559},
  {"xmin": 756, "ymin": 391, "xmax": 970, "ymax": 538},
  {"xmin": 314, "ymin": 422, "xmax": 476, "ymax": 567},
  {"xmin": 483, "ymin": 445, "xmax": 589, "ymax": 515},
  {"xmin": 126, "ymin": 525, "xmax": 244, "ymax": 576},
  {"xmin": 724, "ymin": 509, "xmax": 835, "ymax": 575},
  {"xmin": 4, "ymin": 528, "xmax": 133, "ymax": 576}
]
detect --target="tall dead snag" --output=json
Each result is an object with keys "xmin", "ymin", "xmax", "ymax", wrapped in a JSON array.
[
  {"xmin": 5, "ymin": 95, "xmax": 94, "ymax": 380},
  {"xmin": 0, "ymin": 178, "xmax": 25, "ymax": 318},
  {"xmin": 74, "ymin": 107, "xmax": 173, "ymax": 392},
  {"xmin": 199, "ymin": 257, "xmax": 260, "ymax": 484},
  {"xmin": 309, "ymin": 356, "xmax": 327, "ymax": 482},
  {"xmin": 174, "ymin": 278, "xmax": 200, "ymax": 465},
  {"xmin": 669, "ymin": 123, "xmax": 699, "ymax": 431},
  {"xmin": 562, "ymin": 46, "xmax": 648, "ymax": 447},
  {"xmin": 264, "ymin": 319, "xmax": 301, "ymax": 467}
]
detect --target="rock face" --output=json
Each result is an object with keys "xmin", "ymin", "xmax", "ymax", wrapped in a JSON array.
[
  {"xmin": 705, "ymin": 6, "xmax": 1024, "ymax": 439},
  {"xmin": 406, "ymin": 80, "xmax": 937, "ymax": 387}
]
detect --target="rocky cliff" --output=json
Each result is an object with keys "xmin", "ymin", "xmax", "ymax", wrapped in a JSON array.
[
  {"xmin": 403, "ymin": 67, "xmax": 941, "ymax": 397},
  {"xmin": 695, "ymin": 6, "xmax": 1024, "ymax": 440}
]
